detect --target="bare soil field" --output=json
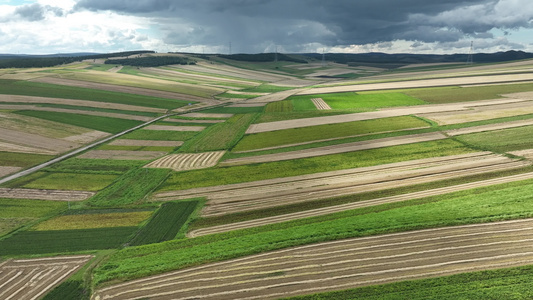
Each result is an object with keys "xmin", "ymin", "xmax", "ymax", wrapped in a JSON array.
[
  {"xmin": 422, "ymin": 100, "xmax": 533, "ymax": 125},
  {"xmin": 0, "ymin": 128, "xmax": 79, "ymax": 155},
  {"xmin": 144, "ymin": 67, "xmax": 259, "ymax": 87},
  {"xmin": 144, "ymin": 125, "xmax": 205, "ymax": 132},
  {"xmin": 163, "ymin": 118, "xmax": 225, "ymax": 124},
  {"xmin": 32, "ymin": 77, "xmax": 213, "ymax": 103},
  {"xmin": 221, "ymin": 132, "xmax": 448, "ymax": 166},
  {"xmin": 445, "ymin": 119, "xmax": 533, "ymax": 136},
  {"xmin": 0, "ymin": 94, "xmax": 167, "ymax": 113},
  {"xmin": 190, "ymin": 171, "xmax": 533, "ymax": 237},
  {"xmin": 93, "ymin": 219, "xmax": 533, "ymax": 300},
  {"xmin": 178, "ymin": 62, "xmax": 299, "ymax": 83},
  {"xmin": 1, "ymin": 105, "xmax": 153, "ymax": 121},
  {"xmin": 63, "ymin": 131, "xmax": 111, "ymax": 144},
  {"xmin": 109, "ymin": 140, "xmax": 184, "ymax": 147},
  {"xmin": 0, "ymin": 167, "xmax": 22, "ymax": 178},
  {"xmin": 245, "ymin": 88, "xmax": 306, "ymax": 104},
  {"xmin": 0, "ymin": 188, "xmax": 95, "ymax": 201},
  {"xmin": 0, "ymin": 255, "xmax": 93, "ymax": 300},
  {"xmin": 144, "ymin": 151, "xmax": 226, "ymax": 172},
  {"xmin": 510, "ymin": 149, "xmax": 533, "ymax": 160},
  {"xmin": 311, "ymin": 98, "xmax": 331, "ymax": 110},
  {"xmin": 247, "ymin": 98, "xmax": 528, "ymax": 133},
  {"xmin": 156, "ymin": 152, "xmax": 530, "ymax": 217},
  {"xmin": 180, "ymin": 113, "xmax": 234, "ymax": 118},
  {"xmin": 0, "ymin": 141, "xmax": 55, "ymax": 155},
  {"xmin": 79, "ymin": 150, "xmax": 167, "ymax": 160},
  {"xmin": 298, "ymin": 73, "xmax": 533, "ymax": 95}
]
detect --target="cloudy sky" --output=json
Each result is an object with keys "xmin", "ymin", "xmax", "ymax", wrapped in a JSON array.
[{"xmin": 1, "ymin": 0, "xmax": 532, "ymax": 55}]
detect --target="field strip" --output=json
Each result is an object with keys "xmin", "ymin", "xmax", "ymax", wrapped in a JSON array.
[
  {"xmin": 311, "ymin": 98, "xmax": 331, "ymax": 110},
  {"xmin": 63, "ymin": 130, "xmax": 111, "ymax": 144},
  {"xmin": 0, "ymin": 255, "xmax": 93, "ymax": 300},
  {"xmin": 297, "ymin": 73, "xmax": 533, "ymax": 95},
  {"xmin": 144, "ymin": 125, "xmax": 205, "ymax": 132},
  {"xmin": 178, "ymin": 62, "xmax": 298, "ymax": 82},
  {"xmin": 107, "ymin": 65, "xmax": 123, "ymax": 73},
  {"xmin": 245, "ymin": 88, "xmax": 306, "ymax": 103},
  {"xmin": 144, "ymin": 151, "xmax": 226, "ymax": 171},
  {"xmin": 234, "ymin": 126, "xmax": 430, "ymax": 154},
  {"xmin": 144, "ymin": 67, "xmax": 259, "ymax": 86},
  {"xmin": 201, "ymin": 158, "xmax": 529, "ymax": 217},
  {"xmin": 228, "ymin": 103, "xmax": 266, "ymax": 107},
  {"xmin": 246, "ymin": 98, "xmax": 528, "ymax": 133},
  {"xmin": 79, "ymin": 150, "xmax": 167, "ymax": 160},
  {"xmin": 0, "ymin": 188, "xmax": 95, "ymax": 201},
  {"xmin": 163, "ymin": 118, "xmax": 225, "ymax": 124},
  {"xmin": 31, "ymin": 77, "xmax": 212, "ymax": 103},
  {"xmin": 0, "ymin": 105, "xmax": 153, "ymax": 121},
  {"xmin": 189, "ymin": 171, "xmax": 533, "ymax": 237},
  {"xmin": 0, "ymin": 141, "xmax": 56, "ymax": 155},
  {"xmin": 155, "ymin": 152, "xmax": 494, "ymax": 199},
  {"xmin": 108, "ymin": 139, "xmax": 184, "ymax": 147},
  {"xmin": 221, "ymin": 132, "xmax": 447, "ymax": 166},
  {"xmin": 92, "ymin": 219, "xmax": 533, "ymax": 300},
  {"xmin": 445, "ymin": 119, "xmax": 533, "ymax": 136},
  {"xmin": 0, "ymin": 94, "xmax": 166, "ymax": 113},
  {"xmin": 0, "ymin": 166, "xmax": 22, "ymax": 178},
  {"xmin": 421, "ymin": 101, "xmax": 533, "ymax": 125},
  {"xmin": 181, "ymin": 113, "xmax": 234, "ymax": 118},
  {"xmin": 0, "ymin": 128, "xmax": 78, "ymax": 154}
]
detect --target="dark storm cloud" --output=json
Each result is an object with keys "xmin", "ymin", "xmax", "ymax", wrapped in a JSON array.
[
  {"xmin": 74, "ymin": 0, "xmax": 533, "ymax": 52},
  {"xmin": 14, "ymin": 3, "xmax": 65, "ymax": 22}
]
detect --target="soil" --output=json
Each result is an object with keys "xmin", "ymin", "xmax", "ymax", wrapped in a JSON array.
[
  {"xmin": 144, "ymin": 151, "xmax": 226, "ymax": 171},
  {"xmin": 0, "ymin": 188, "xmax": 95, "ymax": 201}
]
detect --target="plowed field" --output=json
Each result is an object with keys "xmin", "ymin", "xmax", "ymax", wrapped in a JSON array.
[
  {"xmin": 0, "ymin": 255, "xmax": 93, "ymax": 300},
  {"xmin": 92, "ymin": 219, "xmax": 533, "ymax": 300},
  {"xmin": 144, "ymin": 151, "xmax": 226, "ymax": 171},
  {"xmin": 0, "ymin": 188, "xmax": 95, "ymax": 201}
]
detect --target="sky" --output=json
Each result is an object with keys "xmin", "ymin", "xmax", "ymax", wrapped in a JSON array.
[{"xmin": 0, "ymin": 0, "xmax": 532, "ymax": 55}]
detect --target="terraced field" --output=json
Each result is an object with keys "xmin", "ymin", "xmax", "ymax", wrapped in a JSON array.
[
  {"xmin": 93, "ymin": 219, "xmax": 533, "ymax": 300},
  {"xmin": 145, "ymin": 151, "xmax": 226, "ymax": 171},
  {"xmin": 0, "ymin": 255, "xmax": 93, "ymax": 300}
]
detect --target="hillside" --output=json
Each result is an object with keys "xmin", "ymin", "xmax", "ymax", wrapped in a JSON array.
[{"xmin": 2, "ymin": 53, "xmax": 533, "ymax": 299}]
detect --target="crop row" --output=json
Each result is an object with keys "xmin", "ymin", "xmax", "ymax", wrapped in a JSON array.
[
  {"xmin": 94, "ymin": 176, "xmax": 533, "ymax": 285},
  {"xmin": 129, "ymin": 200, "xmax": 200, "ymax": 246},
  {"xmin": 88, "ymin": 168, "xmax": 170, "ymax": 207}
]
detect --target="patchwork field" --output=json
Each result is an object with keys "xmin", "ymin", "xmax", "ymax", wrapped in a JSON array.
[{"xmin": 4, "ymin": 55, "xmax": 533, "ymax": 300}]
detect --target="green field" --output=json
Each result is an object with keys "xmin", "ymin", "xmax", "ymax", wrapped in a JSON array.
[
  {"xmin": 177, "ymin": 113, "xmax": 258, "ymax": 152},
  {"xmin": 120, "ymin": 129, "xmax": 198, "ymax": 141},
  {"xmin": 0, "ymin": 79, "xmax": 190, "ymax": 109},
  {"xmin": 198, "ymin": 106, "xmax": 264, "ymax": 114},
  {"xmin": 129, "ymin": 200, "xmax": 201, "ymax": 245},
  {"xmin": 288, "ymin": 92, "xmax": 426, "ymax": 110},
  {"xmin": 233, "ymin": 116, "xmax": 429, "ymax": 152},
  {"xmin": 0, "ymin": 226, "xmax": 138, "ymax": 256},
  {"xmin": 11, "ymin": 172, "xmax": 119, "ymax": 191},
  {"xmin": 94, "ymin": 177, "xmax": 533, "ymax": 284},
  {"xmin": 0, "ymin": 198, "xmax": 66, "ymax": 236},
  {"xmin": 0, "ymin": 152, "xmax": 53, "ymax": 168},
  {"xmin": 46, "ymin": 158, "xmax": 146, "ymax": 174},
  {"xmin": 161, "ymin": 139, "xmax": 472, "ymax": 190},
  {"xmin": 15, "ymin": 110, "xmax": 143, "ymax": 133},
  {"xmin": 455, "ymin": 125, "xmax": 533, "ymax": 153},
  {"xmin": 33, "ymin": 210, "xmax": 153, "ymax": 231},
  {"xmin": 402, "ymin": 83, "xmax": 533, "ymax": 104},
  {"xmin": 88, "ymin": 168, "xmax": 170, "ymax": 207}
]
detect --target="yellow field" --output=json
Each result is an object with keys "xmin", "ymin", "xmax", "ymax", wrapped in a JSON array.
[{"xmin": 33, "ymin": 211, "xmax": 152, "ymax": 231}]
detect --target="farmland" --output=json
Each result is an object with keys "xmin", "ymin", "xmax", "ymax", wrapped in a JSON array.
[{"xmin": 3, "ymin": 54, "xmax": 533, "ymax": 300}]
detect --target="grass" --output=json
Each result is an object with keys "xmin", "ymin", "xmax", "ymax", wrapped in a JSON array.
[
  {"xmin": 88, "ymin": 168, "xmax": 171, "ymax": 207},
  {"xmin": 15, "ymin": 110, "xmax": 143, "ymax": 134},
  {"xmin": 0, "ymin": 198, "xmax": 66, "ymax": 236},
  {"xmin": 94, "ymin": 177, "xmax": 533, "ymax": 285},
  {"xmin": 233, "ymin": 116, "xmax": 429, "ymax": 152},
  {"xmin": 240, "ymin": 84, "xmax": 294, "ymax": 93},
  {"xmin": 288, "ymin": 92, "xmax": 426, "ymax": 110},
  {"xmin": 96, "ymin": 145, "xmax": 177, "ymax": 152},
  {"xmin": 129, "ymin": 200, "xmax": 201, "ymax": 246},
  {"xmin": 0, "ymin": 79, "xmax": 190, "ymax": 109},
  {"xmin": 455, "ymin": 125, "xmax": 533, "ymax": 153},
  {"xmin": 33, "ymin": 210, "xmax": 153, "ymax": 231},
  {"xmin": 402, "ymin": 83, "xmax": 533, "ymax": 104},
  {"xmin": 16, "ymin": 172, "xmax": 119, "ymax": 191},
  {"xmin": 160, "ymin": 139, "xmax": 472, "ymax": 191},
  {"xmin": 0, "ymin": 152, "xmax": 53, "ymax": 168},
  {"xmin": 265, "ymin": 100, "xmax": 293, "ymax": 112},
  {"xmin": 120, "ymin": 129, "xmax": 198, "ymax": 141},
  {"xmin": 283, "ymin": 265, "xmax": 533, "ymax": 299},
  {"xmin": 255, "ymin": 110, "xmax": 359, "ymax": 123},
  {"xmin": 45, "ymin": 158, "xmax": 146, "ymax": 175},
  {"xmin": 198, "ymin": 106, "xmax": 264, "ymax": 114},
  {"xmin": 0, "ymin": 226, "xmax": 138, "ymax": 256},
  {"xmin": 0, "ymin": 102, "xmax": 160, "ymax": 117},
  {"xmin": 177, "ymin": 113, "xmax": 258, "ymax": 152}
]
